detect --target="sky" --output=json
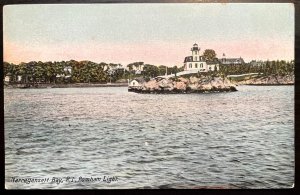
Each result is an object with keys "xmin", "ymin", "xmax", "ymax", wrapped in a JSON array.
[{"xmin": 3, "ymin": 3, "xmax": 294, "ymax": 66}]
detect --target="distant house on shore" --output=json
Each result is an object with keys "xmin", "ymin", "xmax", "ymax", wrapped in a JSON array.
[
  {"xmin": 135, "ymin": 69, "xmax": 143, "ymax": 75},
  {"xmin": 64, "ymin": 66, "xmax": 72, "ymax": 80},
  {"xmin": 111, "ymin": 64, "xmax": 126, "ymax": 71},
  {"xmin": 132, "ymin": 64, "xmax": 144, "ymax": 72},
  {"xmin": 129, "ymin": 78, "xmax": 145, "ymax": 88},
  {"xmin": 64, "ymin": 66, "xmax": 72, "ymax": 74},
  {"xmin": 219, "ymin": 53, "xmax": 245, "ymax": 65},
  {"xmin": 4, "ymin": 73, "xmax": 11, "ymax": 82},
  {"xmin": 56, "ymin": 66, "xmax": 72, "ymax": 80},
  {"xmin": 127, "ymin": 63, "xmax": 144, "ymax": 74},
  {"xmin": 183, "ymin": 43, "xmax": 220, "ymax": 72}
]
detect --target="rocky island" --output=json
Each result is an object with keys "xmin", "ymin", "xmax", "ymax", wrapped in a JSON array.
[{"xmin": 129, "ymin": 75, "xmax": 237, "ymax": 94}]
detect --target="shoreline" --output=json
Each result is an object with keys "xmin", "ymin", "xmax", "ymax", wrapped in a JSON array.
[
  {"xmin": 128, "ymin": 87, "xmax": 238, "ymax": 94},
  {"xmin": 4, "ymin": 83, "xmax": 128, "ymax": 89},
  {"xmin": 241, "ymin": 83, "xmax": 294, "ymax": 86},
  {"xmin": 4, "ymin": 81, "xmax": 294, "ymax": 89}
]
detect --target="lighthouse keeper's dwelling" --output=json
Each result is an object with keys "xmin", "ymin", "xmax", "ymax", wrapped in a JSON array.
[{"xmin": 183, "ymin": 43, "xmax": 220, "ymax": 72}]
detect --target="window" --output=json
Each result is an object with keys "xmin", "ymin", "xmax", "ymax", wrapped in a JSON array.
[
  {"xmin": 200, "ymin": 63, "xmax": 203, "ymax": 68},
  {"xmin": 195, "ymin": 56, "xmax": 197, "ymax": 61},
  {"xmin": 189, "ymin": 63, "xmax": 192, "ymax": 68},
  {"xmin": 195, "ymin": 63, "xmax": 198, "ymax": 68}
]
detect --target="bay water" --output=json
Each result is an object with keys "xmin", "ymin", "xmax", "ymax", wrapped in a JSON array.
[{"xmin": 4, "ymin": 85, "xmax": 294, "ymax": 189}]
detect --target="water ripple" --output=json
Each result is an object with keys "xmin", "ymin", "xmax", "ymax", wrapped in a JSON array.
[{"xmin": 4, "ymin": 86, "xmax": 294, "ymax": 189}]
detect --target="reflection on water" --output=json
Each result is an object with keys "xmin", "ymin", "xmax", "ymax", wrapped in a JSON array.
[{"xmin": 4, "ymin": 86, "xmax": 294, "ymax": 189}]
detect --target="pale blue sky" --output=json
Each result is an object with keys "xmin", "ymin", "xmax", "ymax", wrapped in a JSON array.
[{"xmin": 3, "ymin": 3, "xmax": 294, "ymax": 65}]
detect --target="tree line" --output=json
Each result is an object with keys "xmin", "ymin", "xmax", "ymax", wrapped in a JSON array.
[
  {"xmin": 3, "ymin": 60, "xmax": 182, "ymax": 84},
  {"xmin": 198, "ymin": 49, "xmax": 294, "ymax": 77},
  {"xmin": 218, "ymin": 60, "xmax": 294, "ymax": 77},
  {"xmin": 4, "ymin": 60, "xmax": 108, "ymax": 84},
  {"xmin": 3, "ymin": 57, "xmax": 294, "ymax": 84}
]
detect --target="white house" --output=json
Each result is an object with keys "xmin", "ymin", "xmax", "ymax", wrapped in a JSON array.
[
  {"xmin": 129, "ymin": 78, "xmax": 145, "ymax": 88},
  {"xmin": 219, "ymin": 53, "xmax": 245, "ymax": 65},
  {"xmin": 183, "ymin": 43, "xmax": 219, "ymax": 72},
  {"xmin": 126, "ymin": 63, "xmax": 144, "ymax": 74},
  {"xmin": 64, "ymin": 66, "xmax": 72, "ymax": 74},
  {"xmin": 132, "ymin": 64, "xmax": 144, "ymax": 71},
  {"xmin": 4, "ymin": 76, "xmax": 10, "ymax": 82}
]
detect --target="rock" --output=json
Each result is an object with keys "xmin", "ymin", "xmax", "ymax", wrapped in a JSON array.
[
  {"xmin": 189, "ymin": 76, "xmax": 199, "ymax": 84},
  {"xmin": 211, "ymin": 77, "xmax": 225, "ymax": 88},
  {"xmin": 178, "ymin": 77, "xmax": 189, "ymax": 83},
  {"xmin": 189, "ymin": 83, "xmax": 199, "ymax": 90},
  {"xmin": 130, "ymin": 75, "xmax": 237, "ymax": 94},
  {"xmin": 237, "ymin": 75, "xmax": 294, "ymax": 85},
  {"xmin": 158, "ymin": 79, "xmax": 173, "ymax": 89},
  {"xmin": 201, "ymin": 83, "xmax": 212, "ymax": 91},
  {"xmin": 199, "ymin": 76, "xmax": 211, "ymax": 85},
  {"xmin": 143, "ymin": 80, "xmax": 159, "ymax": 90},
  {"xmin": 174, "ymin": 81, "xmax": 186, "ymax": 91},
  {"xmin": 223, "ymin": 78, "xmax": 234, "ymax": 86}
]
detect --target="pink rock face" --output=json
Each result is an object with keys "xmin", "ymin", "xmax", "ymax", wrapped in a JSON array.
[
  {"xmin": 201, "ymin": 84, "xmax": 212, "ymax": 90},
  {"xmin": 189, "ymin": 76, "xmax": 199, "ymax": 84},
  {"xmin": 158, "ymin": 79, "xmax": 172, "ymax": 88},
  {"xmin": 136, "ymin": 75, "xmax": 238, "ymax": 93},
  {"xmin": 175, "ymin": 81, "xmax": 186, "ymax": 90},
  {"xmin": 178, "ymin": 77, "xmax": 189, "ymax": 83},
  {"xmin": 211, "ymin": 78, "xmax": 224, "ymax": 88},
  {"xmin": 189, "ymin": 83, "xmax": 198, "ymax": 90},
  {"xmin": 223, "ymin": 78, "xmax": 234, "ymax": 86},
  {"xmin": 144, "ymin": 80, "xmax": 159, "ymax": 90}
]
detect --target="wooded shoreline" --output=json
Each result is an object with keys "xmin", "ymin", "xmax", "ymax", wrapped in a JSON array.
[
  {"xmin": 4, "ymin": 74, "xmax": 294, "ymax": 89},
  {"xmin": 4, "ymin": 82, "xmax": 128, "ymax": 89}
]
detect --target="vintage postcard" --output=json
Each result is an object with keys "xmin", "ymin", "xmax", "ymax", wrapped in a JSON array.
[{"xmin": 3, "ymin": 2, "xmax": 294, "ymax": 189}]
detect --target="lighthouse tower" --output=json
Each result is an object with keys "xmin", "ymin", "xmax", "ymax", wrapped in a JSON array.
[{"xmin": 191, "ymin": 43, "xmax": 200, "ymax": 61}]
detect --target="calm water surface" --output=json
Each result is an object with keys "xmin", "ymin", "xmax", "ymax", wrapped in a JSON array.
[{"xmin": 4, "ymin": 86, "xmax": 294, "ymax": 189}]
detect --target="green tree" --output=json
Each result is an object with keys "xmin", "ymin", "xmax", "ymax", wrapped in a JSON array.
[
  {"xmin": 158, "ymin": 65, "xmax": 167, "ymax": 76},
  {"xmin": 142, "ymin": 64, "xmax": 159, "ymax": 78},
  {"xmin": 173, "ymin": 66, "xmax": 178, "ymax": 77},
  {"xmin": 3, "ymin": 62, "xmax": 11, "ymax": 77},
  {"xmin": 203, "ymin": 49, "xmax": 217, "ymax": 61}
]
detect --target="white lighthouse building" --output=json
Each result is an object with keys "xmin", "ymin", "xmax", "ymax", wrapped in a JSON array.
[{"xmin": 183, "ymin": 43, "xmax": 219, "ymax": 72}]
